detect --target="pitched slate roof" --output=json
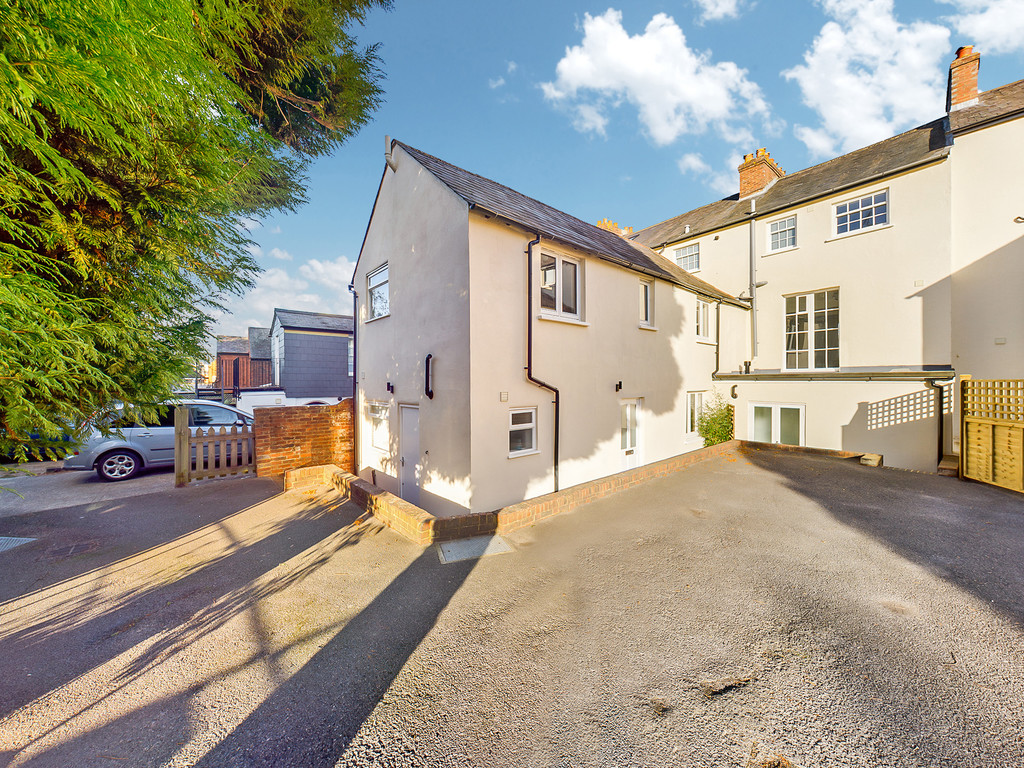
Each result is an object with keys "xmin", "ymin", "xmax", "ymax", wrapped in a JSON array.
[
  {"xmin": 216, "ymin": 336, "xmax": 249, "ymax": 355},
  {"xmin": 948, "ymin": 77, "xmax": 1024, "ymax": 133},
  {"xmin": 247, "ymin": 327, "xmax": 271, "ymax": 359},
  {"xmin": 273, "ymin": 308, "xmax": 354, "ymax": 333},
  {"xmin": 395, "ymin": 141, "xmax": 744, "ymax": 306},
  {"xmin": 632, "ymin": 118, "xmax": 952, "ymax": 250}
]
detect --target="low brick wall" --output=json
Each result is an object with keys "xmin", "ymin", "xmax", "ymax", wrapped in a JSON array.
[{"xmin": 255, "ymin": 399, "xmax": 354, "ymax": 480}]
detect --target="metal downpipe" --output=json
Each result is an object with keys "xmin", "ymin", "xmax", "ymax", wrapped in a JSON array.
[{"xmin": 525, "ymin": 233, "xmax": 560, "ymax": 492}]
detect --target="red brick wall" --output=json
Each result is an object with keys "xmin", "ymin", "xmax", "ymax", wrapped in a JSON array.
[{"xmin": 254, "ymin": 399, "xmax": 354, "ymax": 480}]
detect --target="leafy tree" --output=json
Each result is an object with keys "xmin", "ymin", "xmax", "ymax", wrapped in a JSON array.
[
  {"xmin": 697, "ymin": 392, "xmax": 734, "ymax": 447},
  {"xmin": 0, "ymin": 0, "xmax": 389, "ymax": 461}
]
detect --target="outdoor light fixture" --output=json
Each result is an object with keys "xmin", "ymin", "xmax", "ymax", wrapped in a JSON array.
[
  {"xmin": 615, "ymin": 381, "xmax": 623, "ymax": 392},
  {"xmin": 386, "ymin": 382, "xmax": 394, "ymax": 393}
]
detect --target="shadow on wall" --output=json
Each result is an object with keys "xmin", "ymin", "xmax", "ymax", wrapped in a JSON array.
[
  {"xmin": 841, "ymin": 384, "xmax": 952, "ymax": 472},
  {"xmin": 741, "ymin": 446, "xmax": 1024, "ymax": 631},
  {"xmin": 365, "ymin": 283, "xmax": 697, "ymax": 515}
]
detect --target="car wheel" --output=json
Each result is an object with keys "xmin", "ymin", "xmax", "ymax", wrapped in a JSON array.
[{"xmin": 97, "ymin": 450, "xmax": 142, "ymax": 481}]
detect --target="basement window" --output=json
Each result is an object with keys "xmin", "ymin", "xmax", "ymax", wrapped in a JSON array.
[
  {"xmin": 368, "ymin": 401, "xmax": 389, "ymax": 451},
  {"xmin": 508, "ymin": 408, "xmax": 538, "ymax": 457}
]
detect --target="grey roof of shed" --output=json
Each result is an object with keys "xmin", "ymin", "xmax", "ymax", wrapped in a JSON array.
[
  {"xmin": 631, "ymin": 118, "xmax": 952, "ymax": 250},
  {"xmin": 216, "ymin": 336, "xmax": 249, "ymax": 356},
  {"xmin": 247, "ymin": 327, "xmax": 271, "ymax": 359},
  {"xmin": 948, "ymin": 78, "xmax": 1024, "ymax": 132},
  {"xmin": 272, "ymin": 308, "xmax": 354, "ymax": 333},
  {"xmin": 395, "ymin": 141, "xmax": 744, "ymax": 306}
]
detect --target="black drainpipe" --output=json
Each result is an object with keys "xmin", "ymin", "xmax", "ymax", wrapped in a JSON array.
[
  {"xmin": 525, "ymin": 233, "xmax": 560, "ymax": 492},
  {"xmin": 348, "ymin": 282, "xmax": 359, "ymax": 471}
]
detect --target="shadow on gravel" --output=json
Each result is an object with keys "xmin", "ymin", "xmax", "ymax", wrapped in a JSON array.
[
  {"xmin": 743, "ymin": 445, "xmax": 1024, "ymax": 627},
  {"xmin": 192, "ymin": 547, "xmax": 476, "ymax": 768}
]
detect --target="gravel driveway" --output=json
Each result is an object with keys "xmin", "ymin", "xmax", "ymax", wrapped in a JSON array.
[{"xmin": 1, "ymin": 446, "xmax": 1022, "ymax": 767}]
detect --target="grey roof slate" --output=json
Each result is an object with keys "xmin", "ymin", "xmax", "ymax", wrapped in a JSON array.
[
  {"xmin": 949, "ymin": 78, "xmax": 1024, "ymax": 132},
  {"xmin": 248, "ymin": 327, "xmax": 271, "ymax": 359},
  {"xmin": 273, "ymin": 308, "xmax": 354, "ymax": 333},
  {"xmin": 632, "ymin": 118, "xmax": 951, "ymax": 250},
  {"xmin": 395, "ymin": 141, "xmax": 744, "ymax": 306},
  {"xmin": 216, "ymin": 336, "xmax": 249, "ymax": 355}
]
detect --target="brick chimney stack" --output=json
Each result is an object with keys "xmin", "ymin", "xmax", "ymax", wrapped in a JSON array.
[
  {"xmin": 595, "ymin": 218, "xmax": 633, "ymax": 237},
  {"xmin": 738, "ymin": 148, "xmax": 784, "ymax": 198},
  {"xmin": 947, "ymin": 45, "xmax": 981, "ymax": 112}
]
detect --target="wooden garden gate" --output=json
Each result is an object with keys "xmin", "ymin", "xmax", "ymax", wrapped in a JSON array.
[
  {"xmin": 960, "ymin": 376, "xmax": 1024, "ymax": 493},
  {"xmin": 174, "ymin": 406, "xmax": 255, "ymax": 487}
]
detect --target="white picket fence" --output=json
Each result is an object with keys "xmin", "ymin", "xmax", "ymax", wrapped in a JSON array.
[{"xmin": 174, "ymin": 406, "xmax": 256, "ymax": 487}]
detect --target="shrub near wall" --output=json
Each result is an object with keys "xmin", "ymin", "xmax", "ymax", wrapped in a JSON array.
[{"xmin": 254, "ymin": 399, "xmax": 354, "ymax": 480}]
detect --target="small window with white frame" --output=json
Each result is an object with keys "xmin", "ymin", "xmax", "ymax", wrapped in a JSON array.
[
  {"xmin": 540, "ymin": 253, "xmax": 582, "ymax": 320},
  {"xmin": 508, "ymin": 407, "xmax": 538, "ymax": 457},
  {"xmin": 687, "ymin": 391, "xmax": 704, "ymax": 434},
  {"xmin": 367, "ymin": 263, "xmax": 389, "ymax": 320},
  {"xmin": 674, "ymin": 242, "xmax": 699, "ymax": 271},
  {"xmin": 639, "ymin": 279, "xmax": 654, "ymax": 327},
  {"xmin": 835, "ymin": 189, "xmax": 888, "ymax": 236},
  {"xmin": 768, "ymin": 215, "xmax": 797, "ymax": 252},
  {"xmin": 368, "ymin": 401, "xmax": 389, "ymax": 451},
  {"xmin": 695, "ymin": 299, "xmax": 711, "ymax": 340},
  {"xmin": 347, "ymin": 339, "xmax": 354, "ymax": 377}
]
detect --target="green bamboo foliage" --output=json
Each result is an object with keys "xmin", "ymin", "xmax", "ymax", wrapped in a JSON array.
[{"xmin": 0, "ymin": 0, "xmax": 389, "ymax": 460}]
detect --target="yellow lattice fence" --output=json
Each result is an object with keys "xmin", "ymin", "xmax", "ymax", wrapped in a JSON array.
[{"xmin": 960, "ymin": 376, "xmax": 1024, "ymax": 493}]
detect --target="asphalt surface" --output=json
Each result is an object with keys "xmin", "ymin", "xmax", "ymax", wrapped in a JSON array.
[{"xmin": 1, "ymin": 446, "xmax": 1023, "ymax": 767}]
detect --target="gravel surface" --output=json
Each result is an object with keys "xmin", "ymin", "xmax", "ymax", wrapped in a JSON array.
[{"xmin": 1, "ymin": 446, "xmax": 1023, "ymax": 767}]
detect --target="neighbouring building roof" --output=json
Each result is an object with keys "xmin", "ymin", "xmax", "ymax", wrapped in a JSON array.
[
  {"xmin": 395, "ymin": 141, "xmax": 745, "ymax": 307},
  {"xmin": 273, "ymin": 308, "xmax": 354, "ymax": 333},
  {"xmin": 632, "ymin": 118, "xmax": 952, "ymax": 250},
  {"xmin": 948, "ymin": 77, "xmax": 1024, "ymax": 133},
  {"xmin": 248, "ymin": 327, "xmax": 271, "ymax": 359},
  {"xmin": 216, "ymin": 336, "xmax": 249, "ymax": 356}
]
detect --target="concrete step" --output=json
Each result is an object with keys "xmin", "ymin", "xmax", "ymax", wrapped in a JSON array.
[{"xmin": 937, "ymin": 454, "xmax": 959, "ymax": 477}]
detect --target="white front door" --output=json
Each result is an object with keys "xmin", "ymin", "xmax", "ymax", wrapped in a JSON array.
[
  {"xmin": 750, "ymin": 402, "xmax": 805, "ymax": 446},
  {"xmin": 620, "ymin": 399, "xmax": 641, "ymax": 469},
  {"xmin": 399, "ymin": 405, "xmax": 421, "ymax": 506}
]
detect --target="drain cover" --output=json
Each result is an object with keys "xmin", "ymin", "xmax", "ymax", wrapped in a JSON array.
[
  {"xmin": 0, "ymin": 536, "xmax": 36, "ymax": 554},
  {"xmin": 437, "ymin": 535, "xmax": 513, "ymax": 564}
]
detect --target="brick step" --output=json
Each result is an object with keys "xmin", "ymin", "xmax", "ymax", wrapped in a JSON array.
[{"xmin": 937, "ymin": 454, "xmax": 959, "ymax": 477}]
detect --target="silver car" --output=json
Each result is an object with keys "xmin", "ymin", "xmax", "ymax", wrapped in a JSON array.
[{"xmin": 63, "ymin": 400, "xmax": 253, "ymax": 481}]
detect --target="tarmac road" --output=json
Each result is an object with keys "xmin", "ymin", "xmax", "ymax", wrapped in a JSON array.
[{"xmin": 1, "ymin": 446, "xmax": 1023, "ymax": 767}]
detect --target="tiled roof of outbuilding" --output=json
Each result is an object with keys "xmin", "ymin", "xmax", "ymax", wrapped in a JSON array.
[
  {"xmin": 216, "ymin": 336, "xmax": 249, "ymax": 355},
  {"xmin": 395, "ymin": 141, "xmax": 745, "ymax": 306},
  {"xmin": 247, "ymin": 327, "xmax": 271, "ymax": 359},
  {"xmin": 273, "ymin": 308, "xmax": 354, "ymax": 333}
]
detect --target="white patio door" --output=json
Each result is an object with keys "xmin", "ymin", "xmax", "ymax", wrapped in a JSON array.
[
  {"xmin": 620, "ymin": 399, "xmax": 641, "ymax": 469},
  {"xmin": 750, "ymin": 402, "xmax": 805, "ymax": 446},
  {"xmin": 399, "ymin": 405, "xmax": 420, "ymax": 506}
]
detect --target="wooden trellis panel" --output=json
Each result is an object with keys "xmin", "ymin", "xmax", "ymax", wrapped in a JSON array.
[{"xmin": 960, "ymin": 376, "xmax": 1024, "ymax": 493}]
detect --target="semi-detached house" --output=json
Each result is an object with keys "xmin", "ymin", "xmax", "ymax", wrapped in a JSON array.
[{"xmin": 352, "ymin": 46, "xmax": 1024, "ymax": 517}]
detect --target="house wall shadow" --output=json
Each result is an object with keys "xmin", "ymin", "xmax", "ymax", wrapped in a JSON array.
[{"xmin": 841, "ymin": 385, "xmax": 952, "ymax": 472}]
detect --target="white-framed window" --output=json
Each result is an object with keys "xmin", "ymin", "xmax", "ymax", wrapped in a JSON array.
[
  {"xmin": 785, "ymin": 289, "xmax": 839, "ymax": 370},
  {"xmin": 508, "ymin": 407, "xmax": 538, "ymax": 457},
  {"xmin": 768, "ymin": 216, "xmax": 797, "ymax": 251},
  {"xmin": 687, "ymin": 391, "xmax": 704, "ymax": 434},
  {"xmin": 368, "ymin": 264, "xmax": 389, "ymax": 320},
  {"xmin": 540, "ymin": 253, "xmax": 581, "ymax": 319},
  {"xmin": 674, "ymin": 242, "xmax": 699, "ymax": 271},
  {"xmin": 639, "ymin": 279, "xmax": 654, "ymax": 327},
  {"xmin": 835, "ymin": 189, "xmax": 888, "ymax": 236},
  {"xmin": 368, "ymin": 401, "xmax": 389, "ymax": 451},
  {"xmin": 695, "ymin": 299, "xmax": 711, "ymax": 340},
  {"xmin": 750, "ymin": 402, "xmax": 805, "ymax": 446},
  {"xmin": 347, "ymin": 339, "xmax": 354, "ymax": 377}
]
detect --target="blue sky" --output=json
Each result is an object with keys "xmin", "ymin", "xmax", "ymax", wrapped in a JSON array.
[{"xmin": 214, "ymin": 0, "xmax": 1024, "ymax": 335}]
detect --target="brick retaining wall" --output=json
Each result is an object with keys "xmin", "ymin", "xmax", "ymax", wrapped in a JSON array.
[{"xmin": 255, "ymin": 399, "xmax": 354, "ymax": 480}]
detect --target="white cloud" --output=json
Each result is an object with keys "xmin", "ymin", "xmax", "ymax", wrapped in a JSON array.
[
  {"xmin": 507, "ymin": 61, "xmax": 518, "ymax": 73},
  {"xmin": 489, "ymin": 76, "xmax": 506, "ymax": 89},
  {"xmin": 269, "ymin": 225, "xmax": 282, "ymax": 235},
  {"xmin": 784, "ymin": 0, "xmax": 950, "ymax": 157},
  {"xmin": 694, "ymin": 0, "xmax": 741, "ymax": 21},
  {"xmin": 244, "ymin": 243, "xmax": 263, "ymax": 259},
  {"xmin": 541, "ymin": 9, "xmax": 769, "ymax": 146},
  {"xmin": 298, "ymin": 256, "xmax": 356, "ymax": 291},
  {"xmin": 677, "ymin": 152, "xmax": 712, "ymax": 175},
  {"xmin": 236, "ymin": 216, "xmax": 262, "ymax": 233},
  {"xmin": 213, "ymin": 268, "xmax": 322, "ymax": 335},
  {"xmin": 677, "ymin": 152, "xmax": 741, "ymax": 196},
  {"xmin": 268, "ymin": 247, "xmax": 292, "ymax": 261},
  {"xmin": 940, "ymin": 0, "xmax": 1024, "ymax": 55}
]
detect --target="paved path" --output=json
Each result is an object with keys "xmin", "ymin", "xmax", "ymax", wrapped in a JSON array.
[{"xmin": 1, "ymin": 447, "xmax": 1023, "ymax": 767}]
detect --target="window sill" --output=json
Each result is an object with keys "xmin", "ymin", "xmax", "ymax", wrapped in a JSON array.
[
  {"xmin": 696, "ymin": 338, "xmax": 717, "ymax": 346},
  {"xmin": 783, "ymin": 367, "xmax": 841, "ymax": 374},
  {"xmin": 538, "ymin": 314, "xmax": 589, "ymax": 327},
  {"xmin": 509, "ymin": 449, "xmax": 541, "ymax": 459},
  {"xmin": 764, "ymin": 245, "xmax": 798, "ymax": 257},
  {"xmin": 365, "ymin": 313, "xmax": 390, "ymax": 324},
  {"xmin": 824, "ymin": 223, "xmax": 893, "ymax": 243},
  {"xmin": 639, "ymin": 324, "xmax": 658, "ymax": 332}
]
